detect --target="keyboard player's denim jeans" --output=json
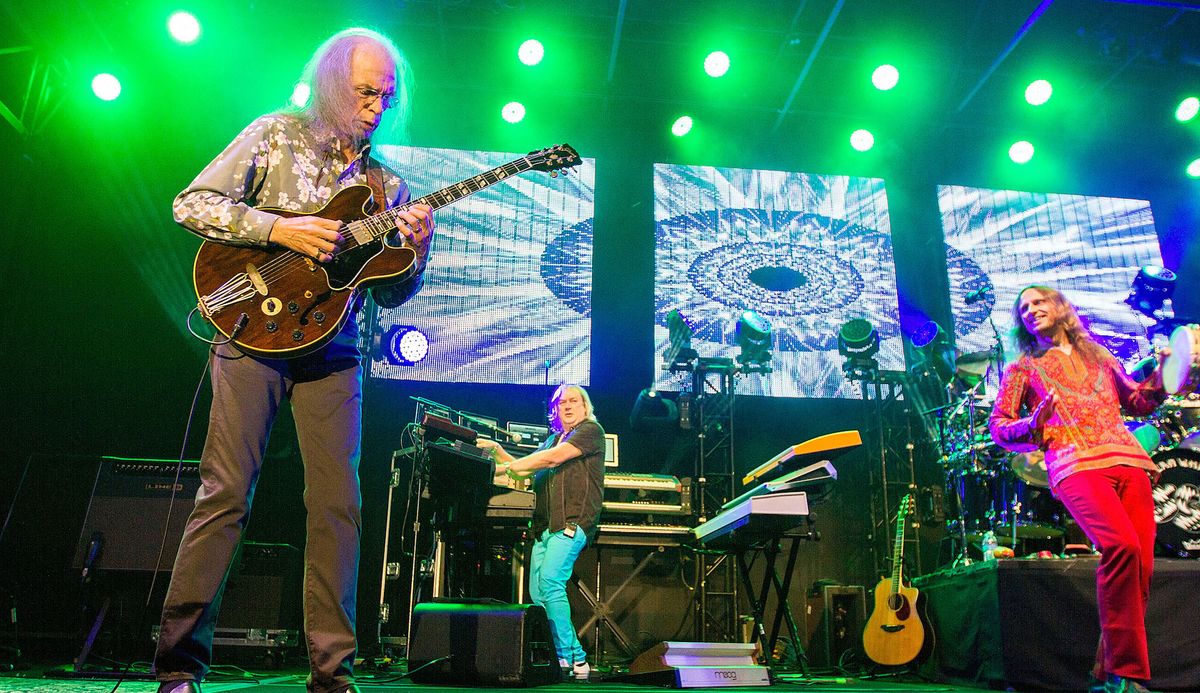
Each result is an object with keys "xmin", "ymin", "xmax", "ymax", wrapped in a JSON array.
[{"xmin": 529, "ymin": 528, "xmax": 589, "ymax": 665}]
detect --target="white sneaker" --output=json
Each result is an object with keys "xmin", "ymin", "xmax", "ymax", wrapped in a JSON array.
[{"xmin": 572, "ymin": 661, "xmax": 590, "ymax": 681}]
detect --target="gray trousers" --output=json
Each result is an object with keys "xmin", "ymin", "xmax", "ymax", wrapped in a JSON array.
[{"xmin": 154, "ymin": 343, "xmax": 363, "ymax": 692}]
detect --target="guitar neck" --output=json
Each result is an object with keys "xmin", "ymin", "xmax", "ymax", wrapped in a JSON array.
[
  {"xmin": 362, "ymin": 156, "xmax": 537, "ymax": 242},
  {"xmin": 890, "ymin": 516, "xmax": 905, "ymax": 594}
]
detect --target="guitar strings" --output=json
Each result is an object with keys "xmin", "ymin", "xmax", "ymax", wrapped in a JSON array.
[{"xmin": 213, "ymin": 154, "xmax": 545, "ymax": 298}]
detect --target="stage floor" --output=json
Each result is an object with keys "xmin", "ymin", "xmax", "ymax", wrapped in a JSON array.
[{"xmin": 0, "ymin": 667, "xmax": 992, "ymax": 693}]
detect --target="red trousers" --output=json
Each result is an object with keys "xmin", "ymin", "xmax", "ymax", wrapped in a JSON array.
[{"xmin": 1055, "ymin": 465, "xmax": 1156, "ymax": 681}]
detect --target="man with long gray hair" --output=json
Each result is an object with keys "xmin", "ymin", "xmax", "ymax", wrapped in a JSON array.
[{"xmin": 154, "ymin": 28, "xmax": 434, "ymax": 693}]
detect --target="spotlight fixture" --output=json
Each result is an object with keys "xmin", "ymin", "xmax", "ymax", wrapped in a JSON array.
[
  {"xmin": 629, "ymin": 387, "xmax": 679, "ymax": 430},
  {"xmin": 1124, "ymin": 265, "xmax": 1176, "ymax": 318},
  {"xmin": 735, "ymin": 310, "xmax": 773, "ymax": 372},
  {"xmin": 910, "ymin": 320, "xmax": 955, "ymax": 384},
  {"xmin": 838, "ymin": 318, "xmax": 879, "ymax": 376},
  {"xmin": 663, "ymin": 309, "xmax": 698, "ymax": 371},
  {"xmin": 382, "ymin": 325, "xmax": 429, "ymax": 366}
]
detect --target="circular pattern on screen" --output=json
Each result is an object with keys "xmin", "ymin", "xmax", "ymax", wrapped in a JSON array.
[
  {"xmin": 540, "ymin": 218, "xmax": 594, "ymax": 316},
  {"xmin": 653, "ymin": 208, "xmax": 900, "ymax": 353}
]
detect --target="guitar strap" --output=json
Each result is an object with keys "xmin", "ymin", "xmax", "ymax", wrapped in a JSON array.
[{"xmin": 364, "ymin": 155, "xmax": 387, "ymax": 214}]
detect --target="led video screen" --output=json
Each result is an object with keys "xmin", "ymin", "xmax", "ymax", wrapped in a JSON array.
[
  {"xmin": 653, "ymin": 164, "xmax": 903, "ymax": 399},
  {"xmin": 940, "ymin": 185, "xmax": 1162, "ymax": 377},
  {"xmin": 368, "ymin": 145, "xmax": 596, "ymax": 385}
]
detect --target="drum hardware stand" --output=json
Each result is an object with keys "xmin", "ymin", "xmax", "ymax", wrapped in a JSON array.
[{"xmin": 944, "ymin": 379, "xmax": 988, "ymax": 567}]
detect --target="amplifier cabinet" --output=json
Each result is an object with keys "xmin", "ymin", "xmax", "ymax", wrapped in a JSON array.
[{"xmin": 408, "ymin": 601, "xmax": 561, "ymax": 687}]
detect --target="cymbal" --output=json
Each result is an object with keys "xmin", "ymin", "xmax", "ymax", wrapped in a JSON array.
[
  {"xmin": 1010, "ymin": 450, "xmax": 1048, "ymax": 488},
  {"xmin": 955, "ymin": 351, "xmax": 994, "ymax": 381}
]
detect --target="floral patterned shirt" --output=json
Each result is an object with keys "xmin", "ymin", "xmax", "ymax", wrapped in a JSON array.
[
  {"xmin": 989, "ymin": 345, "xmax": 1165, "ymax": 490},
  {"xmin": 174, "ymin": 113, "xmax": 424, "ymax": 355}
]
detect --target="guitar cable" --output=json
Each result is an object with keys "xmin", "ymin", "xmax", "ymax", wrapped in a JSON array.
[
  {"xmin": 107, "ymin": 317, "xmax": 250, "ymax": 691},
  {"xmin": 186, "ymin": 308, "xmax": 250, "ymax": 347}
]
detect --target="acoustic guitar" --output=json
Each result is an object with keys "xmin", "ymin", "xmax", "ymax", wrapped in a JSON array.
[
  {"xmin": 862, "ymin": 493, "xmax": 925, "ymax": 666},
  {"xmin": 191, "ymin": 143, "xmax": 580, "ymax": 358}
]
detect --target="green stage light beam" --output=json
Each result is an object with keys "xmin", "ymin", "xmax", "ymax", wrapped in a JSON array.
[
  {"xmin": 850, "ymin": 129, "xmax": 875, "ymax": 151},
  {"xmin": 672, "ymin": 115, "xmax": 693, "ymax": 136},
  {"xmin": 1177, "ymin": 96, "xmax": 1199, "ymax": 122},
  {"xmin": 518, "ymin": 39, "xmax": 544, "ymax": 66},
  {"xmin": 1009, "ymin": 140, "xmax": 1035, "ymax": 164},
  {"xmin": 502, "ymin": 101, "xmax": 526, "ymax": 123},
  {"xmin": 1025, "ymin": 79, "xmax": 1052, "ymax": 106},
  {"xmin": 92, "ymin": 73, "xmax": 121, "ymax": 101},
  {"xmin": 704, "ymin": 51, "xmax": 730, "ymax": 78},
  {"xmin": 871, "ymin": 64, "xmax": 899, "ymax": 91},
  {"xmin": 168, "ymin": 11, "xmax": 201, "ymax": 44}
]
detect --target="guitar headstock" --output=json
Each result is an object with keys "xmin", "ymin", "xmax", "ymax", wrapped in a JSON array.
[
  {"xmin": 528, "ymin": 143, "xmax": 581, "ymax": 174},
  {"xmin": 898, "ymin": 494, "xmax": 915, "ymax": 519}
]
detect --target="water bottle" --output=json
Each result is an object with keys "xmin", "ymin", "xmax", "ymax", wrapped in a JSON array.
[{"xmin": 982, "ymin": 530, "xmax": 998, "ymax": 561}]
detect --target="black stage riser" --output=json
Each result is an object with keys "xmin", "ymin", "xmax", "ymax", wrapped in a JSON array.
[{"xmin": 914, "ymin": 557, "xmax": 1200, "ymax": 691}]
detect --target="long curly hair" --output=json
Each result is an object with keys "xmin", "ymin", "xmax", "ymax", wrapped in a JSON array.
[
  {"xmin": 285, "ymin": 27, "xmax": 414, "ymax": 151},
  {"xmin": 1008, "ymin": 285, "xmax": 1109, "ymax": 364}
]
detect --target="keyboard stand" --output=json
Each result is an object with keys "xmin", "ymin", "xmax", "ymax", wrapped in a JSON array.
[
  {"xmin": 731, "ymin": 533, "xmax": 809, "ymax": 674},
  {"xmin": 573, "ymin": 544, "xmax": 667, "ymax": 665}
]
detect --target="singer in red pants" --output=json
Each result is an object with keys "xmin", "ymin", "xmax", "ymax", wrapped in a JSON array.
[{"xmin": 989, "ymin": 286, "xmax": 1166, "ymax": 693}]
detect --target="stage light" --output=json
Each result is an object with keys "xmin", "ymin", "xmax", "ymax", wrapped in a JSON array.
[
  {"xmin": 1125, "ymin": 265, "xmax": 1176, "ymax": 318},
  {"xmin": 502, "ymin": 101, "xmax": 526, "ymax": 123},
  {"xmin": 1188, "ymin": 157, "xmax": 1200, "ymax": 178},
  {"xmin": 838, "ymin": 318, "xmax": 879, "ymax": 375},
  {"xmin": 91, "ymin": 73, "xmax": 121, "ymax": 101},
  {"xmin": 168, "ymin": 11, "xmax": 200, "ymax": 44},
  {"xmin": 871, "ymin": 64, "xmax": 899, "ymax": 91},
  {"xmin": 1175, "ymin": 96, "xmax": 1198, "ymax": 122},
  {"xmin": 672, "ymin": 115, "xmax": 693, "ymax": 137},
  {"xmin": 1025, "ymin": 79, "xmax": 1052, "ymax": 106},
  {"xmin": 629, "ymin": 387, "xmax": 679, "ymax": 430},
  {"xmin": 662, "ymin": 308, "xmax": 697, "ymax": 370},
  {"xmin": 735, "ymin": 310, "xmax": 773, "ymax": 371},
  {"xmin": 518, "ymin": 39, "xmax": 544, "ymax": 66},
  {"xmin": 1009, "ymin": 140, "xmax": 1034, "ymax": 164},
  {"xmin": 290, "ymin": 82, "xmax": 310, "ymax": 108},
  {"xmin": 850, "ymin": 129, "xmax": 875, "ymax": 152},
  {"xmin": 704, "ymin": 51, "xmax": 730, "ymax": 78},
  {"xmin": 382, "ymin": 325, "xmax": 429, "ymax": 366},
  {"xmin": 910, "ymin": 320, "xmax": 955, "ymax": 384}
]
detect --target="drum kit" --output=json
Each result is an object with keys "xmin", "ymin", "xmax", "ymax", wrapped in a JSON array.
[{"xmin": 933, "ymin": 324, "xmax": 1200, "ymax": 559}]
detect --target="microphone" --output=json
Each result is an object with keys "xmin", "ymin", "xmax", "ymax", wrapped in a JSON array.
[{"xmin": 965, "ymin": 285, "xmax": 992, "ymax": 304}]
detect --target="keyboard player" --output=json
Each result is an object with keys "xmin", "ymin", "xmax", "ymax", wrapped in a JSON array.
[{"xmin": 473, "ymin": 384, "xmax": 605, "ymax": 681}]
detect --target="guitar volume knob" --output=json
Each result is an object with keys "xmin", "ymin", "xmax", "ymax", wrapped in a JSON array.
[
  {"xmin": 292, "ymin": 330, "xmax": 304, "ymax": 341},
  {"xmin": 265, "ymin": 321, "xmax": 278, "ymax": 333}
]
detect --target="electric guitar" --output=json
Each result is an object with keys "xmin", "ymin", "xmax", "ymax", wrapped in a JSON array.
[
  {"xmin": 191, "ymin": 143, "xmax": 580, "ymax": 358},
  {"xmin": 862, "ymin": 493, "xmax": 925, "ymax": 666}
]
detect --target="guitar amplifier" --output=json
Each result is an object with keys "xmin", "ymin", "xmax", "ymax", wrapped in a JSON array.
[{"xmin": 804, "ymin": 584, "xmax": 866, "ymax": 669}]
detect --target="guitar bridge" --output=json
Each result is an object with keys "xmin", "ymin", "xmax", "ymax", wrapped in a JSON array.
[{"xmin": 199, "ymin": 272, "xmax": 259, "ymax": 317}]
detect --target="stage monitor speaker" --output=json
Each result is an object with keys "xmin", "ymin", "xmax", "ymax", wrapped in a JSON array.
[
  {"xmin": 407, "ymin": 601, "xmax": 561, "ymax": 687},
  {"xmin": 804, "ymin": 584, "xmax": 866, "ymax": 669},
  {"xmin": 71, "ymin": 457, "xmax": 202, "ymax": 572},
  {"xmin": 217, "ymin": 542, "xmax": 302, "ymax": 630}
]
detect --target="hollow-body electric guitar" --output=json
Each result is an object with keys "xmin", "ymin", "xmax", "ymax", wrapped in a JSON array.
[
  {"xmin": 862, "ymin": 494, "xmax": 926, "ymax": 666},
  {"xmin": 191, "ymin": 144, "xmax": 580, "ymax": 358}
]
